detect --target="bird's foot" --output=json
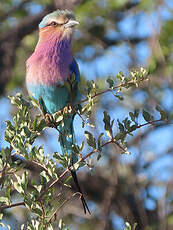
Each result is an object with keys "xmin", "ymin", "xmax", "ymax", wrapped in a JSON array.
[
  {"xmin": 63, "ymin": 105, "xmax": 72, "ymax": 114},
  {"xmin": 44, "ymin": 113, "xmax": 56, "ymax": 128}
]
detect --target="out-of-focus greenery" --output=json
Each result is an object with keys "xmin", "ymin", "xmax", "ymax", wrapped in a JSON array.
[{"xmin": 0, "ymin": 0, "xmax": 173, "ymax": 230}]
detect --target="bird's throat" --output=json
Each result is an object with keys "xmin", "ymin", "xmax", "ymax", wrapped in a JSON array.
[{"xmin": 26, "ymin": 34, "xmax": 73, "ymax": 86}]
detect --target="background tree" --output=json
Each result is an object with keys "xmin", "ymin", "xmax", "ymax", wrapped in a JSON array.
[{"xmin": 0, "ymin": 0, "xmax": 173, "ymax": 230}]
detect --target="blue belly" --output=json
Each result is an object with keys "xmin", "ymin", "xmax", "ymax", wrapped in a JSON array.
[{"xmin": 27, "ymin": 84, "xmax": 69, "ymax": 114}]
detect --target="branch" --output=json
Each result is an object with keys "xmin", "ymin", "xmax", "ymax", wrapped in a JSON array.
[
  {"xmin": 35, "ymin": 118, "xmax": 169, "ymax": 202},
  {"xmin": 128, "ymin": 119, "xmax": 171, "ymax": 148},
  {"xmin": 135, "ymin": 119, "xmax": 168, "ymax": 129},
  {"xmin": 0, "ymin": 201, "xmax": 25, "ymax": 211},
  {"xmin": 0, "ymin": 119, "xmax": 168, "ymax": 212},
  {"xmin": 0, "ymin": 4, "xmax": 55, "ymax": 43},
  {"xmin": 37, "ymin": 169, "xmax": 70, "ymax": 202},
  {"xmin": 76, "ymin": 80, "xmax": 137, "ymax": 105},
  {"xmin": 36, "ymin": 140, "xmax": 115, "ymax": 202},
  {"xmin": 0, "ymin": 0, "xmax": 30, "ymax": 22},
  {"xmin": 47, "ymin": 192, "xmax": 81, "ymax": 224},
  {"xmin": 11, "ymin": 152, "xmax": 49, "ymax": 174},
  {"xmin": 102, "ymin": 36, "xmax": 149, "ymax": 47}
]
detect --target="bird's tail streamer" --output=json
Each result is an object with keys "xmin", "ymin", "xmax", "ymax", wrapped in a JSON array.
[{"xmin": 58, "ymin": 116, "xmax": 90, "ymax": 214}]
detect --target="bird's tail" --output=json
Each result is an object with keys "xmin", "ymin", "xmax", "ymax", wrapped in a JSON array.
[
  {"xmin": 71, "ymin": 170, "xmax": 91, "ymax": 214},
  {"xmin": 58, "ymin": 116, "xmax": 90, "ymax": 214}
]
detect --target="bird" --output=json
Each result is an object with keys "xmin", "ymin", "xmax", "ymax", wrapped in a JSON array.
[{"xmin": 26, "ymin": 9, "xmax": 90, "ymax": 214}]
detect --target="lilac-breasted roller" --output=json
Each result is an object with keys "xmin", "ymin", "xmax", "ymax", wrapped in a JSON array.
[{"xmin": 26, "ymin": 10, "xmax": 90, "ymax": 214}]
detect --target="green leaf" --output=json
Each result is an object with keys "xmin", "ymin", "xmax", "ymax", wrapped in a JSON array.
[
  {"xmin": 0, "ymin": 197, "xmax": 9, "ymax": 205},
  {"xmin": 79, "ymin": 141, "xmax": 84, "ymax": 151},
  {"xmin": 124, "ymin": 222, "xmax": 131, "ymax": 230},
  {"xmin": 142, "ymin": 110, "xmax": 154, "ymax": 122},
  {"xmin": 36, "ymin": 119, "xmax": 47, "ymax": 132},
  {"xmin": 103, "ymin": 111, "xmax": 113, "ymax": 138},
  {"xmin": 123, "ymin": 117, "xmax": 131, "ymax": 131},
  {"xmin": 31, "ymin": 203, "xmax": 42, "ymax": 216},
  {"xmin": 129, "ymin": 112, "xmax": 135, "ymax": 122},
  {"xmin": 117, "ymin": 119, "xmax": 125, "ymax": 132},
  {"xmin": 53, "ymin": 152, "xmax": 68, "ymax": 168},
  {"xmin": 0, "ymin": 213, "xmax": 3, "ymax": 220},
  {"xmin": 106, "ymin": 78, "xmax": 114, "ymax": 88},
  {"xmin": 115, "ymin": 94, "xmax": 124, "ymax": 101},
  {"xmin": 29, "ymin": 96, "xmax": 39, "ymax": 108},
  {"xmin": 116, "ymin": 71, "xmax": 125, "ymax": 82},
  {"xmin": 21, "ymin": 171, "xmax": 28, "ymax": 191},
  {"xmin": 103, "ymin": 111, "xmax": 111, "ymax": 131},
  {"xmin": 98, "ymin": 132, "xmax": 104, "ymax": 152},
  {"xmin": 73, "ymin": 161, "xmax": 86, "ymax": 171},
  {"xmin": 114, "ymin": 132, "xmax": 125, "ymax": 141},
  {"xmin": 32, "ymin": 116, "xmax": 38, "ymax": 131},
  {"xmin": 40, "ymin": 171, "xmax": 50, "ymax": 185},
  {"xmin": 85, "ymin": 131, "xmax": 96, "ymax": 148},
  {"xmin": 133, "ymin": 223, "xmax": 138, "ymax": 230},
  {"xmin": 0, "ymin": 223, "xmax": 5, "ymax": 227},
  {"xmin": 58, "ymin": 219, "xmax": 70, "ymax": 230},
  {"xmin": 134, "ymin": 109, "xmax": 139, "ymax": 118},
  {"xmin": 13, "ymin": 181, "xmax": 24, "ymax": 194},
  {"xmin": 24, "ymin": 196, "xmax": 33, "ymax": 209},
  {"xmin": 47, "ymin": 225, "xmax": 54, "ymax": 230},
  {"xmin": 87, "ymin": 122, "xmax": 95, "ymax": 128},
  {"xmin": 129, "ymin": 125, "xmax": 138, "ymax": 132},
  {"xmin": 124, "ymin": 222, "xmax": 137, "ymax": 230},
  {"xmin": 63, "ymin": 175, "xmax": 72, "ymax": 188},
  {"xmin": 33, "ymin": 185, "xmax": 42, "ymax": 193},
  {"xmin": 21, "ymin": 224, "xmax": 25, "ymax": 230},
  {"xmin": 7, "ymin": 225, "xmax": 11, "ymax": 230},
  {"xmin": 87, "ymin": 80, "xmax": 97, "ymax": 94},
  {"xmin": 156, "ymin": 105, "xmax": 168, "ymax": 120}
]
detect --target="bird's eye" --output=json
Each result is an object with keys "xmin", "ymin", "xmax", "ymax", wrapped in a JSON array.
[{"xmin": 50, "ymin": 21, "xmax": 58, "ymax": 26}]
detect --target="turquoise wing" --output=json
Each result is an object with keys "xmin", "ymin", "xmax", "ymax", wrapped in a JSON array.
[{"xmin": 70, "ymin": 58, "xmax": 80, "ymax": 83}]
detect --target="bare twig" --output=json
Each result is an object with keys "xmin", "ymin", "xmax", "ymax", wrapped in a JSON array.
[
  {"xmin": 11, "ymin": 152, "xmax": 49, "ymax": 174},
  {"xmin": 135, "ymin": 119, "xmax": 167, "ymax": 129},
  {"xmin": 76, "ymin": 80, "xmax": 135, "ymax": 105},
  {"xmin": 47, "ymin": 192, "xmax": 82, "ymax": 224}
]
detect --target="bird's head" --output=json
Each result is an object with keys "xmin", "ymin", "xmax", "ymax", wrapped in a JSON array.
[{"xmin": 39, "ymin": 10, "xmax": 79, "ymax": 41}]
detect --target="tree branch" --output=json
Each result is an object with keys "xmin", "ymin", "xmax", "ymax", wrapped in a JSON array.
[
  {"xmin": 0, "ymin": 201, "xmax": 25, "ymax": 211},
  {"xmin": 0, "ymin": 117, "xmax": 168, "ymax": 212},
  {"xmin": 0, "ymin": 0, "xmax": 31, "ymax": 22}
]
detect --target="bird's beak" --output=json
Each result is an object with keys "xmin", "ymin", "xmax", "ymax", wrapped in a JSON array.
[{"xmin": 64, "ymin": 20, "xmax": 79, "ymax": 28}]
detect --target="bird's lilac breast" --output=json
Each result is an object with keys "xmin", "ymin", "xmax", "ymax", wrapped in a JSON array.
[
  {"xmin": 26, "ymin": 38, "xmax": 73, "ymax": 86},
  {"xmin": 26, "ymin": 37, "xmax": 74, "ymax": 114}
]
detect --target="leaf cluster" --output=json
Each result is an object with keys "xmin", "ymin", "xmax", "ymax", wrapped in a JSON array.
[{"xmin": 0, "ymin": 68, "xmax": 168, "ymax": 229}]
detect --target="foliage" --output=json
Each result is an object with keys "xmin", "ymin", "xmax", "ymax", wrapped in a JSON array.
[
  {"xmin": 0, "ymin": 67, "xmax": 170, "ymax": 229},
  {"xmin": 124, "ymin": 222, "xmax": 137, "ymax": 230}
]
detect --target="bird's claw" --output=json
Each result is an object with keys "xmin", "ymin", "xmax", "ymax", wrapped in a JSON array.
[
  {"xmin": 44, "ymin": 113, "xmax": 56, "ymax": 128},
  {"xmin": 63, "ymin": 105, "xmax": 72, "ymax": 114}
]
